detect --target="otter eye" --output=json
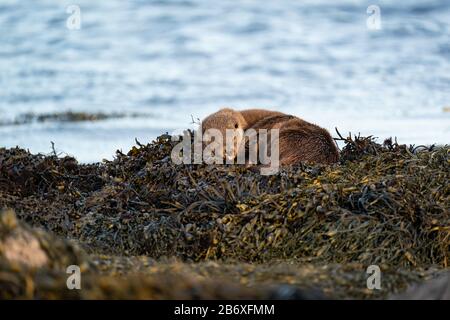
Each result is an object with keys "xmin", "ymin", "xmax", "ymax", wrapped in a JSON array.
[{"xmin": 234, "ymin": 123, "xmax": 239, "ymax": 129}]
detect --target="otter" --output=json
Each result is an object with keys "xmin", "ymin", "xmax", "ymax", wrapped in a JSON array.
[
  {"xmin": 200, "ymin": 108, "xmax": 285, "ymax": 162},
  {"xmin": 200, "ymin": 108, "xmax": 339, "ymax": 166},
  {"xmin": 249, "ymin": 114, "xmax": 339, "ymax": 165}
]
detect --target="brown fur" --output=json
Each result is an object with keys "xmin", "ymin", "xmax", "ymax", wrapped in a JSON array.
[
  {"xmin": 201, "ymin": 108, "xmax": 339, "ymax": 165},
  {"xmin": 201, "ymin": 108, "xmax": 285, "ymax": 161},
  {"xmin": 240, "ymin": 109, "xmax": 285, "ymax": 127},
  {"xmin": 201, "ymin": 108, "xmax": 247, "ymax": 134},
  {"xmin": 250, "ymin": 115, "xmax": 339, "ymax": 165},
  {"xmin": 201, "ymin": 108, "xmax": 285, "ymax": 133}
]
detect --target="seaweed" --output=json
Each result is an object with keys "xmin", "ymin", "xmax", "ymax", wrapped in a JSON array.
[
  {"xmin": 0, "ymin": 111, "xmax": 152, "ymax": 126},
  {"xmin": 0, "ymin": 132, "xmax": 448, "ymax": 299}
]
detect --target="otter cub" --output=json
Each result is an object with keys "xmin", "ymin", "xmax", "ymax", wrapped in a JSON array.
[
  {"xmin": 201, "ymin": 108, "xmax": 284, "ymax": 162},
  {"xmin": 249, "ymin": 114, "xmax": 339, "ymax": 165}
]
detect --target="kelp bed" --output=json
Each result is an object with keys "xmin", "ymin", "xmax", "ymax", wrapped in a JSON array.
[{"xmin": 0, "ymin": 133, "xmax": 448, "ymax": 299}]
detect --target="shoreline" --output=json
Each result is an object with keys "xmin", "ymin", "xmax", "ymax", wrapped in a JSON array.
[{"xmin": 0, "ymin": 133, "xmax": 449, "ymax": 299}]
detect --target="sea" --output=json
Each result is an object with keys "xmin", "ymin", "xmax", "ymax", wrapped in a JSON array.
[{"xmin": 1, "ymin": 0, "xmax": 449, "ymax": 162}]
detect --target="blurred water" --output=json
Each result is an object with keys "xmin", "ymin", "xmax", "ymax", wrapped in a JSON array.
[{"xmin": 0, "ymin": 0, "xmax": 449, "ymax": 162}]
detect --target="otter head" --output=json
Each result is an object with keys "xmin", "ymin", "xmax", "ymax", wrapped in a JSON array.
[{"xmin": 201, "ymin": 108, "xmax": 248, "ymax": 162}]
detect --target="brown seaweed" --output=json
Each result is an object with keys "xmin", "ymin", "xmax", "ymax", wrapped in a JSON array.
[{"xmin": 0, "ymin": 132, "xmax": 448, "ymax": 299}]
